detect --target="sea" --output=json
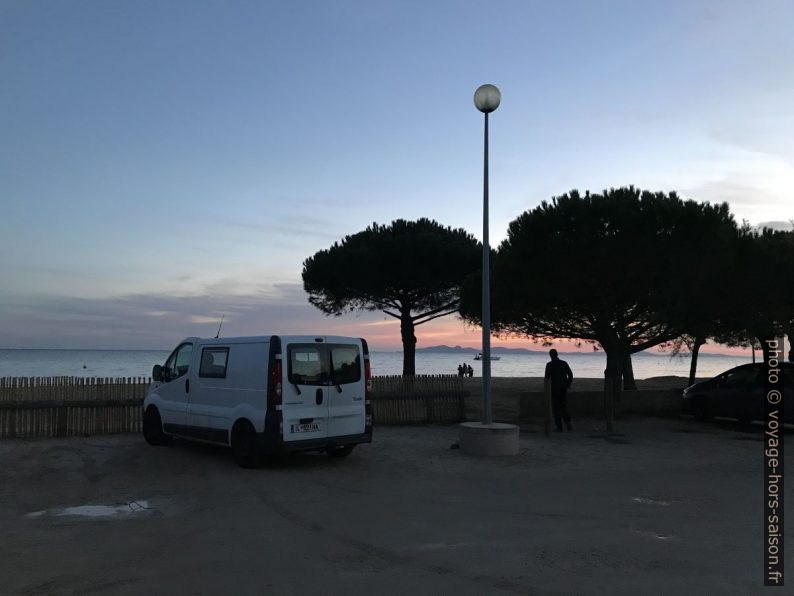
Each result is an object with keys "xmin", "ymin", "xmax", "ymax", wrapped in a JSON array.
[{"xmin": 0, "ymin": 348, "xmax": 753, "ymax": 380}]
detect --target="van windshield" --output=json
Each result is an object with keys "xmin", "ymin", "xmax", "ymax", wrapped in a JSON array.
[{"xmin": 288, "ymin": 343, "xmax": 361, "ymax": 386}]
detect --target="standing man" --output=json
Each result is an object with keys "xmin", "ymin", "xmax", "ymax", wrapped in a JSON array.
[{"xmin": 545, "ymin": 349, "xmax": 574, "ymax": 432}]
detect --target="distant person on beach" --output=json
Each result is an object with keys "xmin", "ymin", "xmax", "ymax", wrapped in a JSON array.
[
  {"xmin": 545, "ymin": 349, "xmax": 573, "ymax": 432},
  {"xmin": 457, "ymin": 364, "xmax": 464, "ymax": 377},
  {"xmin": 467, "ymin": 364, "xmax": 474, "ymax": 377}
]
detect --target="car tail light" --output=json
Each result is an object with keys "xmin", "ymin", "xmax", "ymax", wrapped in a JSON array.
[{"xmin": 270, "ymin": 356, "xmax": 282, "ymax": 406}]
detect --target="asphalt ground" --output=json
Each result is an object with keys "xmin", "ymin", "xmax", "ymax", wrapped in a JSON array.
[{"xmin": 1, "ymin": 416, "xmax": 791, "ymax": 595}]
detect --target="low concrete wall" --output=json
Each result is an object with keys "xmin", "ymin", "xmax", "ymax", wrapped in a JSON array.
[
  {"xmin": 620, "ymin": 389, "xmax": 685, "ymax": 417},
  {"xmin": 517, "ymin": 389, "xmax": 684, "ymax": 419},
  {"xmin": 460, "ymin": 377, "xmax": 690, "ymax": 422}
]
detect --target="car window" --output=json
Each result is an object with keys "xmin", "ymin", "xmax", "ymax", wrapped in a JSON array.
[
  {"xmin": 723, "ymin": 366, "xmax": 758, "ymax": 385},
  {"xmin": 331, "ymin": 345, "xmax": 361, "ymax": 385}
]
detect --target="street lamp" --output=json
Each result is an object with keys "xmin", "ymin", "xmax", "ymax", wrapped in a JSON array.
[{"xmin": 474, "ymin": 83, "xmax": 500, "ymax": 426}]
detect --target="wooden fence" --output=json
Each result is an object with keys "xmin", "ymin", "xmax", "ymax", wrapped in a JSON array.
[
  {"xmin": 0, "ymin": 375, "xmax": 468, "ymax": 438},
  {"xmin": 0, "ymin": 377, "xmax": 149, "ymax": 438}
]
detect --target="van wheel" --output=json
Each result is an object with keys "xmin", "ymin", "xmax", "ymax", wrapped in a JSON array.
[
  {"xmin": 328, "ymin": 444, "xmax": 355, "ymax": 458},
  {"xmin": 232, "ymin": 421, "xmax": 261, "ymax": 468},
  {"xmin": 142, "ymin": 407, "xmax": 171, "ymax": 446}
]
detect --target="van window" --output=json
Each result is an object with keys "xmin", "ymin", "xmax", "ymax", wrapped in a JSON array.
[
  {"xmin": 289, "ymin": 345, "xmax": 330, "ymax": 385},
  {"xmin": 165, "ymin": 343, "xmax": 193, "ymax": 382},
  {"xmin": 331, "ymin": 345, "xmax": 361, "ymax": 385},
  {"xmin": 199, "ymin": 347, "xmax": 229, "ymax": 378},
  {"xmin": 288, "ymin": 343, "xmax": 361, "ymax": 386}
]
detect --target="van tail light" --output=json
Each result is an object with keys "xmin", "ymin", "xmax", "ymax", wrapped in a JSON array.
[
  {"xmin": 364, "ymin": 356, "xmax": 372, "ymax": 400},
  {"xmin": 270, "ymin": 356, "xmax": 282, "ymax": 406},
  {"xmin": 362, "ymin": 338, "xmax": 373, "ymax": 430}
]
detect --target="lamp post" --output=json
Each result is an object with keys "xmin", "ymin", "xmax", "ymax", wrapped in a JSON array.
[
  {"xmin": 474, "ymin": 83, "xmax": 500, "ymax": 426},
  {"xmin": 458, "ymin": 84, "xmax": 517, "ymax": 456}
]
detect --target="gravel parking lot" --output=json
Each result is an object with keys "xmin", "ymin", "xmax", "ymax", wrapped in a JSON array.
[{"xmin": 0, "ymin": 417, "xmax": 790, "ymax": 595}]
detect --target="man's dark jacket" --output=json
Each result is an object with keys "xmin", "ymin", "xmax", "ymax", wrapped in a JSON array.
[{"xmin": 545, "ymin": 359, "xmax": 573, "ymax": 392}]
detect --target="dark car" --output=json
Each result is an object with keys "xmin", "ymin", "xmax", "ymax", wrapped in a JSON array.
[{"xmin": 682, "ymin": 362, "xmax": 793, "ymax": 424}]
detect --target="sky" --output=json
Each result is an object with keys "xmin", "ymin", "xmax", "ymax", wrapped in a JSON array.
[{"xmin": 1, "ymin": 0, "xmax": 792, "ymax": 352}]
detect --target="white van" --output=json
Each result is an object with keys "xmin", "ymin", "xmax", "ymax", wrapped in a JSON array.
[{"xmin": 142, "ymin": 335, "xmax": 372, "ymax": 467}]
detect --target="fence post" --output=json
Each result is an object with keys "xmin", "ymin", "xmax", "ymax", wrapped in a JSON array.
[{"xmin": 8, "ymin": 405, "xmax": 16, "ymax": 438}]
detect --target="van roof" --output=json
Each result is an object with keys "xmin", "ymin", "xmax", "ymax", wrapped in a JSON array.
[{"xmin": 183, "ymin": 335, "xmax": 364, "ymax": 346}]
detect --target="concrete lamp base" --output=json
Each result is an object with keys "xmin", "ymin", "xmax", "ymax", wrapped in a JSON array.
[{"xmin": 459, "ymin": 422, "xmax": 520, "ymax": 456}]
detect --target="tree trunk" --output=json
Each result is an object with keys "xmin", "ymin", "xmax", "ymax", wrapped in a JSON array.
[
  {"xmin": 622, "ymin": 353, "xmax": 637, "ymax": 390},
  {"xmin": 603, "ymin": 350, "xmax": 624, "ymax": 433},
  {"xmin": 688, "ymin": 335, "xmax": 705, "ymax": 387},
  {"xmin": 400, "ymin": 312, "xmax": 417, "ymax": 376},
  {"xmin": 760, "ymin": 336, "xmax": 774, "ymax": 364}
]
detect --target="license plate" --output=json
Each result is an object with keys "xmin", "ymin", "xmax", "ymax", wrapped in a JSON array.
[{"xmin": 291, "ymin": 422, "xmax": 320, "ymax": 433}]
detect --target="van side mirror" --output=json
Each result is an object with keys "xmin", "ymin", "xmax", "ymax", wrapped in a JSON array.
[{"xmin": 152, "ymin": 365, "xmax": 164, "ymax": 382}]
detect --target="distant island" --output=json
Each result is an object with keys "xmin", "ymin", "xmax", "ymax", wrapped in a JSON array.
[{"xmin": 414, "ymin": 345, "xmax": 545, "ymax": 354}]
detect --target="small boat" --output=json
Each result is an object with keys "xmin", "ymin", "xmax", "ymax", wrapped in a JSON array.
[{"xmin": 473, "ymin": 353, "xmax": 501, "ymax": 361}]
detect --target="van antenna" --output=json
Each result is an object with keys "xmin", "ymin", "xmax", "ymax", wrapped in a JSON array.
[{"xmin": 215, "ymin": 314, "xmax": 225, "ymax": 339}]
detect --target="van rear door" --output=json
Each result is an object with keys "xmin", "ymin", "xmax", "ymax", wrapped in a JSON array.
[
  {"xmin": 327, "ymin": 342, "xmax": 366, "ymax": 437},
  {"xmin": 282, "ymin": 343, "xmax": 330, "ymax": 443}
]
